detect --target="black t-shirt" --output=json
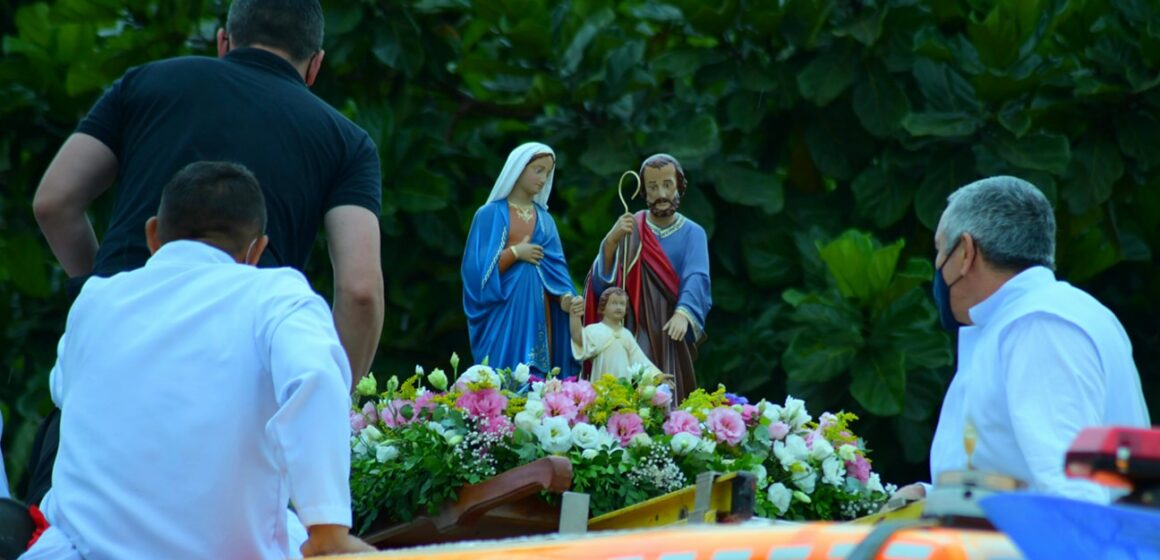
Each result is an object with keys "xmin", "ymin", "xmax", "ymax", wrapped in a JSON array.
[{"xmin": 78, "ymin": 48, "xmax": 381, "ymax": 276}]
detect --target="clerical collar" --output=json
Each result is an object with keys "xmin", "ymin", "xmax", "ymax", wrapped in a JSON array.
[{"xmin": 646, "ymin": 213, "xmax": 686, "ymax": 239}]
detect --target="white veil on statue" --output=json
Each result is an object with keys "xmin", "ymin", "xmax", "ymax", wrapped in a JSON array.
[{"xmin": 483, "ymin": 142, "xmax": 557, "ymax": 209}]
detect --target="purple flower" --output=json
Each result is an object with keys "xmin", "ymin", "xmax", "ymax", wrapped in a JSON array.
[
  {"xmin": 380, "ymin": 399, "xmax": 419, "ymax": 428},
  {"xmin": 361, "ymin": 401, "xmax": 379, "ymax": 423},
  {"xmin": 349, "ymin": 410, "xmax": 368, "ymax": 433},
  {"xmin": 707, "ymin": 407, "xmax": 746, "ymax": 446},
  {"xmin": 724, "ymin": 392, "xmax": 749, "ymax": 406},
  {"xmin": 740, "ymin": 404, "xmax": 759, "ymax": 427},
  {"xmin": 652, "ymin": 385, "xmax": 673, "ymax": 408},
  {"xmin": 663, "ymin": 410, "xmax": 702, "ymax": 437},
  {"xmin": 607, "ymin": 412, "xmax": 645, "ymax": 446}
]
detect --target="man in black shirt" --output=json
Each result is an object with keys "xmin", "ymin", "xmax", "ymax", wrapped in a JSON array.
[{"xmin": 27, "ymin": 0, "xmax": 383, "ymax": 510}]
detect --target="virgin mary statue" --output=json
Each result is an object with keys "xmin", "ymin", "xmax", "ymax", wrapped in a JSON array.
[{"xmin": 461, "ymin": 142, "xmax": 579, "ymax": 377}]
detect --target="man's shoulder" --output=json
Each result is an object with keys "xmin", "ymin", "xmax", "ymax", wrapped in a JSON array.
[{"xmin": 679, "ymin": 214, "xmax": 708, "ymax": 236}]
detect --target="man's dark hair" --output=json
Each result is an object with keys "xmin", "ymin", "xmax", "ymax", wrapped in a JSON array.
[
  {"xmin": 157, "ymin": 162, "xmax": 267, "ymax": 255},
  {"xmin": 226, "ymin": 0, "xmax": 324, "ymax": 62}
]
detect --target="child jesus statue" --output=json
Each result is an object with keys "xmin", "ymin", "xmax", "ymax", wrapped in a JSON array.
[{"xmin": 569, "ymin": 286, "xmax": 660, "ymax": 380}]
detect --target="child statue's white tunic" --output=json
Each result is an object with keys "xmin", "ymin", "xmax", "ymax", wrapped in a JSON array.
[{"xmin": 572, "ymin": 322, "xmax": 658, "ymax": 379}]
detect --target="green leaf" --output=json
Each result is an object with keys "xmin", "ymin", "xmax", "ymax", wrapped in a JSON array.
[
  {"xmin": 627, "ymin": 3, "xmax": 684, "ymax": 22},
  {"xmin": 664, "ymin": 113, "xmax": 721, "ymax": 163},
  {"xmin": 997, "ymin": 101, "xmax": 1031, "ymax": 138},
  {"xmin": 707, "ymin": 162, "xmax": 784, "ymax": 215},
  {"xmin": 1114, "ymin": 111, "xmax": 1160, "ymax": 168},
  {"xmin": 561, "ymin": 8, "xmax": 615, "ymax": 77},
  {"xmin": 849, "ymin": 350, "xmax": 906, "ymax": 416},
  {"xmin": 901, "ymin": 112, "xmax": 980, "ymax": 137},
  {"xmin": 911, "ymin": 59, "xmax": 981, "ymax": 113},
  {"xmin": 805, "ymin": 105, "xmax": 876, "ymax": 180},
  {"xmin": 783, "ymin": 330, "xmax": 859, "ymax": 383},
  {"xmin": 796, "ymin": 47, "xmax": 860, "ymax": 106},
  {"xmin": 651, "ymin": 49, "xmax": 727, "ymax": 78},
  {"xmin": 1061, "ymin": 138, "xmax": 1124, "ymax": 214},
  {"xmin": 397, "ymin": 169, "xmax": 451, "ymax": 212},
  {"xmin": 851, "ymin": 166, "xmax": 914, "ymax": 228},
  {"xmin": 986, "ymin": 131, "xmax": 1071, "ymax": 174},
  {"xmin": 852, "ymin": 63, "xmax": 911, "ymax": 137},
  {"xmin": 5, "ymin": 234, "xmax": 51, "ymax": 298},
  {"xmin": 580, "ymin": 130, "xmax": 637, "ymax": 176},
  {"xmin": 817, "ymin": 230, "xmax": 904, "ymax": 300},
  {"xmin": 914, "ymin": 150, "xmax": 975, "ymax": 230}
]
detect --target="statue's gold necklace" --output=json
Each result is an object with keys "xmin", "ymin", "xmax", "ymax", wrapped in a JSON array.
[{"xmin": 509, "ymin": 201, "xmax": 534, "ymax": 223}]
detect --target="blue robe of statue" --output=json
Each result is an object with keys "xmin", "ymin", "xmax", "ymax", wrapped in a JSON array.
[{"xmin": 462, "ymin": 200, "xmax": 578, "ymax": 377}]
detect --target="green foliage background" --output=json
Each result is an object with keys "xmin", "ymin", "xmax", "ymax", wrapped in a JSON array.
[{"xmin": 2, "ymin": 0, "xmax": 1159, "ymax": 496}]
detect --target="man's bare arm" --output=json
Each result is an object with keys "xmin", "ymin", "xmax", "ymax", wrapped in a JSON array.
[
  {"xmin": 32, "ymin": 133, "xmax": 118, "ymax": 277},
  {"xmin": 324, "ymin": 205, "xmax": 384, "ymax": 386}
]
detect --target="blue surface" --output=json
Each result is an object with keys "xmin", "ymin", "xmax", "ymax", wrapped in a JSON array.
[{"xmin": 981, "ymin": 493, "xmax": 1160, "ymax": 559}]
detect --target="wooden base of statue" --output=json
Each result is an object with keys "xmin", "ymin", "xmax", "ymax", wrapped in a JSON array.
[{"xmin": 361, "ymin": 456, "xmax": 573, "ymax": 548}]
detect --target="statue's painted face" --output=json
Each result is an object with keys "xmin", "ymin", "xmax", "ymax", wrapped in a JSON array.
[
  {"xmin": 514, "ymin": 154, "xmax": 554, "ymax": 199},
  {"xmin": 602, "ymin": 293, "xmax": 628, "ymax": 322},
  {"xmin": 643, "ymin": 164, "xmax": 680, "ymax": 217}
]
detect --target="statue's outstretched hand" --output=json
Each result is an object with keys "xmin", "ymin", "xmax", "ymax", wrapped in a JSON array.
[
  {"xmin": 663, "ymin": 313, "xmax": 689, "ymax": 341},
  {"xmin": 569, "ymin": 297, "xmax": 585, "ymax": 317}
]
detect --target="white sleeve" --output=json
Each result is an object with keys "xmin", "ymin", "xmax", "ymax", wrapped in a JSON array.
[
  {"xmin": 266, "ymin": 293, "xmax": 354, "ymax": 527},
  {"xmin": 49, "ymin": 333, "xmax": 68, "ymax": 408},
  {"xmin": 1001, "ymin": 313, "xmax": 1110, "ymax": 502}
]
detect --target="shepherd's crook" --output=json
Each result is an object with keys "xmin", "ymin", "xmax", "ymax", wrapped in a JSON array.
[{"xmin": 617, "ymin": 171, "xmax": 641, "ymax": 287}]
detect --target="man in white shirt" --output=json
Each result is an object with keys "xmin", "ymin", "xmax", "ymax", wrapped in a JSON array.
[
  {"xmin": 897, "ymin": 176, "xmax": 1150, "ymax": 504},
  {"xmin": 22, "ymin": 162, "xmax": 372, "ymax": 559}
]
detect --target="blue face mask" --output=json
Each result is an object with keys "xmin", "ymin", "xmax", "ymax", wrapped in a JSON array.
[{"xmin": 932, "ymin": 260, "xmax": 963, "ymax": 333}]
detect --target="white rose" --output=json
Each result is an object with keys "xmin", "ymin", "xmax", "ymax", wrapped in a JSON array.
[
  {"xmin": 513, "ymin": 363, "xmax": 531, "ymax": 384},
  {"xmin": 670, "ymin": 432, "xmax": 701, "ymax": 455},
  {"xmin": 359, "ymin": 425, "xmax": 384, "ymax": 442},
  {"xmin": 514, "ymin": 410, "xmax": 540, "ymax": 433},
  {"xmin": 352, "ymin": 438, "xmax": 370, "ymax": 458},
  {"xmin": 822, "ymin": 456, "xmax": 844, "ymax": 487},
  {"xmin": 752, "ymin": 464, "xmax": 769, "ymax": 488},
  {"xmin": 810, "ymin": 438, "xmax": 834, "ymax": 461},
  {"xmin": 375, "ymin": 444, "xmax": 399, "ymax": 463},
  {"xmin": 782, "ymin": 396, "xmax": 812, "ymax": 429},
  {"xmin": 629, "ymin": 433, "xmax": 653, "ymax": 448},
  {"xmin": 598, "ymin": 429, "xmax": 619, "ymax": 450},
  {"xmin": 581, "ymin": 448, "xmax": 599, "ymax": 460},
  {"xmin": 457, "ymin": 364, "xmax": 500, "ymax": 389},
  {"xmin": 760, "ymin": 401, "xmax": 784, "ymax": 422},
  {"xmin": 528, "ymin": 382, "xmax": 545, "ymax": 400},
  {"xmin": 791, "ymin": 466, "xmax": 817, "ymax": 494},
  {"xmin": 697, "ymin": 438, "xmax": 717, "ymax": 455},
  {"xmin": 867, "ymin": 472, "xmax": 885, "ymax": 494},
  {"xmin": 523, "ymin": 400, "xmax": 545, "ymax": 417},
  {"xmin": 838, "ymin": 444, "xmax": 858, "ymax": 462},
  {"xmin": 767, "ymin": 482, "xmax": 792, "ymax": 515},
  {"xmin": 773, "ymin": 435, "xmax": 809, "ymax": 469},
  {"xmin": 536, "ymin": 416, "xmax": 573, "ymax": 454},
  {"xmin": 414, "ymin": 364, "xmax": 425, "ymax": 376},
  {"xmin": 571, "ymin": 422, "xmax": 602, "ymax": 450}
]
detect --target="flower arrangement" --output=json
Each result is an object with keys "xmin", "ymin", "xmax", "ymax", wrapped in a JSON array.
[{"xmin": 349, "ymin": 355, "xmax": 891, "ymax": 532}]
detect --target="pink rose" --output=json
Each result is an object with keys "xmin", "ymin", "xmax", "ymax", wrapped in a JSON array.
[
  {"xmin": 803, "ymin": 428, "xmax": 821, "ymax": 449},
  {"xmin": 415, "ymin": 392, "xmax": 436, "ymax": 413},
  {"xmin": 349, "ymin": 410, "xmax": 368, "ymax": 433},
  {"xmin": 380, "ymin": 399, "xmax": 419, "ymax": 428},
  {"xmin": 542, "ymin": 391, "xmax": 579, "ymax": 421},
  {"xmin": 607, "ymin": 412, "xmax": 645, "ymax": 446},
  {"xmin": 846, "ymin": 455, "xmax": 871, "ymax": 484},
  {"xmin": 768, "ymin": 421, "xmax": 790, "ymax": 441},
  {"xmin": 819, "ymin": 412, "xmax": 838, "ymax": 429},
  {"xmin": 663, "ymin": 410, "xmax": 702, "ymax": 437},
  {"xmin": 740, "ymin": 404, "xmax": 759, "ymax": 427},
  {"xmin": 707, "ymin": 407, "xmax": 746, "ymax": 446},
  {"xmin": 652, "ymin": 385, "xmax": 673, "ymax": 408},
  {"xmin": 456, "ymin": 388, "xmax": 507, "ymax": 419},
  {"xmin": 563, "ymin": 380, "xmax": 597, "ymax": 411},
  {"xmin": 361, "ymin": 401, "xmax": 379, "ymax": 423}
]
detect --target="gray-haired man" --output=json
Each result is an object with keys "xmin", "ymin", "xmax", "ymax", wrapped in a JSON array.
[{"xmin": 899, "ymin": 176, "xmax": 1150, "ymax": 503}]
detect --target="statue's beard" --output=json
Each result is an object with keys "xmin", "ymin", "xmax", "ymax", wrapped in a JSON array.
[{"xmin": 648, "ymin": 195, "xmax": 681, "ymax": 218}]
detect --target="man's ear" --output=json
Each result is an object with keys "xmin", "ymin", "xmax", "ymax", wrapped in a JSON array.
[
  {"xmin": 216, "ymin": 28, "xmax": 229, "ymax": 58},
  {"xmin": 145, "ymin": 217, "xmax": 162, "ymax": 254},
  {"xmin": 246, "ymin": 235, "xmax": 269, "ymax": 266},
  {"xmin": 304, "ymin": 50, "xmax": 325, "ymax": 87},
  {"xmin": 957, "ymin": 233, "xmax": 977, "ymax": 276}
]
